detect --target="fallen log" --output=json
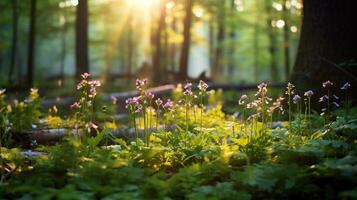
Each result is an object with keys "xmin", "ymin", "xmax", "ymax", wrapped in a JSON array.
[{"xmin": 14, "ymin": 126, "xmax": 176, "ymax": 146}]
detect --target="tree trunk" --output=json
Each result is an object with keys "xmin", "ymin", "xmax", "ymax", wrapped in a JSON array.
[
  {"xmin": 265, "ymin": 0, "xmax": 278, "ymax": 83},
  {"xmin": 126, "ymin": 12, "xmax": 133, "ymax": 76},
  {"xmin": 75, "ymin": 0, "xmax": 89, "ymax": 81},
  {"xmin": 253, "ymin": 17, "xmax": 259, "ymax": 82},
  {"xmin": 213, "ymin": 0, "xmax": 226, "ymax": 81},
  {"xmin": 60, "ymin": 7, "xmax": 67, "ymax": 82},
  {"xmin": 170, "ymin": 12, "xmax": 177, "ymax": 73},
  {"xmin": 291, "ymin": 0, "xmax": 357, "ymax": 104},
  {"xmin": 178, "ymin": 0, "xmax": 193, "ymax": 81},
  {"xmin": 9, "ymin": 0, "xmax": 18, "ymax": 85},
  {"xmin": 27, "ymin": 0, "xmax": 36, "ymax": 88},
  {"xmin": 208, "ymin": 23, "xmax": 215, "ymax": 73},
  {"xmin": 153, "ymin": 0, "xmax": 167, "ymax": 84},
  {"xmin": 227, "ymin": 0, "xmax": 236, "ymax": 80},
  {"xmin": 283, "ymin": 0, "xmax": 290, "ymax": 81}
]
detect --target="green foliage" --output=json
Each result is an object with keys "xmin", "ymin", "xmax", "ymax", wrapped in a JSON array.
[
  {"xmin": 9, "ymin": 88, "xmax": 42, "ymax": 132},
  {"xmin": 1, "ymin": 81, "xmax": 357, "ymax": 199}
]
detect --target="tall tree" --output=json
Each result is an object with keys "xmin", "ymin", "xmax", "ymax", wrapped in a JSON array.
[
  {"xmin": 265, "ymin": 0, "xmax": 278, "ymax": 83},
  {"xmin": 27, "ymin": 0, "xmax": 37, "ymax": 88},
  {"xmin": 178, "ymin": 0, "xmax": 193, "ymax": 81},
  {"xmin": 152, "ymin": 0, "xmax": 167, "ymax": 84},
  {"xmin": 75, "ymin": 0, "xmax": 89, "ymax": 81},
  {"xmin": 282, "ymin": 0, "xmax": 290, "ymax": 81},
  {"xmin": 227, "ymin": 0, "xmax": 236, "ymax": 80},
  {"xmin": 212, "ymin": 0, "xmax": 226, "ymax": 81},
  {"xmin": 60, "ymin": 6, "xmax": 67, "ymax": 82},
  {"xmin": 8, "ymin": 0, "xmax": 18, "ymax": 85},
  {"xmin": 253, "ymin": 1, "xmax": 260, "ymax": 82},
  {"xmin": 292, "ymin": 0, "xmax": 357, "ymax": 103}
]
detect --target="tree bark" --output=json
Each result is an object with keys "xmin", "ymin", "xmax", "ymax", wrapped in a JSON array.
[
  {"xmin": 75, "ymin": 0, "xmax": 89, "ymax": 81},
  {"xmin": 265, "ymin": 0, "xmax": 278, "ymax": 83},
  {"xmin": 283, "ymin": 0, "xmax": 290, "ymax": 81},
  {"xmin": 227, "ymin": 0, "xmax": 236, "ymax": 80},
  {"xmin": 178, "ymin": 0, "xmax": 193, "ymax": 81},
  {"xmin": 126, "ymin": 11, "xmax": 133, "ymax": 76},
  {"xmin": 60, "ymin": 7, "xmax": 67, "ymax": 82},
  {"xmin": 9, "ymin": 0, "xmax": 18, "ymax": 85},
  {"xmin": 213, "ymin": 0, "xmax": 226, "ymax": 81},
  {"xmin": 27, "ymin": 0, "xmax": 36, "ymax": 88},
  {"xmin": 170, "ymin": 12, "xmax": 177, "ymax": 73},
  {"xmin": 291, "ymin": 0, "xmax": 357, "ymax": 104},
  {"xmin": 153, "ymin": 0, "xmax": 167, "ymax": 84}
]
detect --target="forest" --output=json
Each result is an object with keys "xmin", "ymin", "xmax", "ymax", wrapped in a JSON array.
[{"xmin": 1, "ymin": 0, "xmax": 357, "ymax": 199}]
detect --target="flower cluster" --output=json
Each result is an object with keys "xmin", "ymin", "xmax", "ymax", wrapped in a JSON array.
[
  {"xmin": 163, "ymin": 99, "xmax": 174, "ymax": 111},
  {"xmin": 238, "ymin": 95, "xmax": 248, "ymax": 105},
  {"xmin": 304, "ymin": 90, "xmax": 314, "ymax": 98},
  {"xmin": 198, "ymin": 80, "xmax": 208, "ymax": 92},
  {"xmin": 341, "ymin": 82, "xmax": 351, "ymax": 90},
  {"xmin": 70, "ymin": 73, "xmax": 101, "ymax": 127},
  {"xmin": 256, "ymin": 82, "xmax": 268, "ymax": 97},
  {"xmin": 319, "ymin": 80, "xmax": 339, "ymax": 115},
  {"xmin": 183, "ymin": 83, "xmax": 193, "ymax": 96},
  {"xmin": 125, "ymin": 96, "xmax": 142, "ymax": 113},
  {"xmin": 293, "ymin": 94, "xmax": 301, "ymax": 104},
  {"xmin": 136, "ymin": 78, "xmax": 148, "ymax": 92},
  {"xmin": 268, "ymin": 96, "xmax": 284, "ymax": 114}
]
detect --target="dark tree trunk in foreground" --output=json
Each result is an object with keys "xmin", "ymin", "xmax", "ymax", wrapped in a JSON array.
[
  {"xmin": 283, "ymin": 0, "xmax": 290, "ymax": 81},
  {"xmin": 265, "ymin": 0, "xmax": 278, "ymax": 83},
  {"xmin": 9, "ymin": 0, "xmax": 18, "ymax": 85},
  {"xmin": 27, "ymin": 0, "xmax": 36, "ymax": 88},
  {"xmin": 291, "ymin": 0, "xmax": 357, "ymax": 104},
  {"xmin": 75, "ymin": 0, "xmax": 89, "ymax": 81},
  {"xmin": 178, "ymin": 0, "xmax": 193, "ymax": 81}
]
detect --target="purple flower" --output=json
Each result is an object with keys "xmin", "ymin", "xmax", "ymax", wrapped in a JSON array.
[
  {"xmin": 184, "ymin": 82, "xmax": 192, "ymax": 90},
  {"xmin": 304, "ymin": 90, "xmax": 314, "ymax": 97},
  {"xmin": 145, "ymin": 92, "xmax": 155, "ymax": 100},
  {"xmin": 125, "ymin": 96, "xmax": 140, "ymax": 108},
  {"xmin": 293, "ymin": 95, "xmax": 301, "ymax": 103},
  {"xmin": 89, "ymin": 80, "xmax": 101, "ymax": 87},
  {"xmin": 333, "ymin": 95, "xmax": 339, "ymax": 100},
  {"xmin": 239, "ymin": 94, "xmax": 248, "ymax": 105},
  {"xmin": 273, "ymin": 96, "xmax": 284, "ymax": 111},
  {"xmin": 136, "ymin": 78, "xmax": 148, "ymax": 91},
  {"xmin": 155, "ymin": 98, "xmax": 163, "ymax": 107},
  {"xmin": 256, "ymin": 82, "xmax": 268, "ymax": 96},
  {"xmin": 70, "ymin": 102, "xmax": 81, "ymax": 109},
  {"xmin": 198, "ymin": 80, "xmax": 208, "ymax": 92},
  {"xmin": 111, "ymin": 96, "xmax": 118, "ymax": 105},
  {"xmin": 319, "ymin": 95, "xmax": 329, "ymax": 102},
  {"xmin": 163, "ymin": 99, "xmax": 174, "ymax": 111},
  {"xmin": 81, "ymin": 72, "xmax": 90, "ymax": 79},
  {"xmin": 333, "ymin": 102, "xmax": 340, "ymax": 107},
  {"xmin": 341, "ymin": 82, "xmax": 351, "ymax": 90},
  {"xmin": 322, "ymin": 80, "xmax": 333, "ymax": 88},
  {"xmin": 183, "ymin": 82, "xmax": 193, "ymax": 96},
  {"xmin": 89, "ymin": 87, "xmax": 96, "ymax": 95}
]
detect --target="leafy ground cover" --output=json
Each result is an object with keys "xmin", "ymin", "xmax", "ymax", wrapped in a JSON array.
[{"xmin": 0, "ymin": 76, "xmax": 356, "ymax": 199}]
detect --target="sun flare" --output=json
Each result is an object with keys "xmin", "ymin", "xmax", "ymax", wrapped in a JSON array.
[{"xmin": 129, "ymin": 0, "xmax": 156, "ymax": 9}]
